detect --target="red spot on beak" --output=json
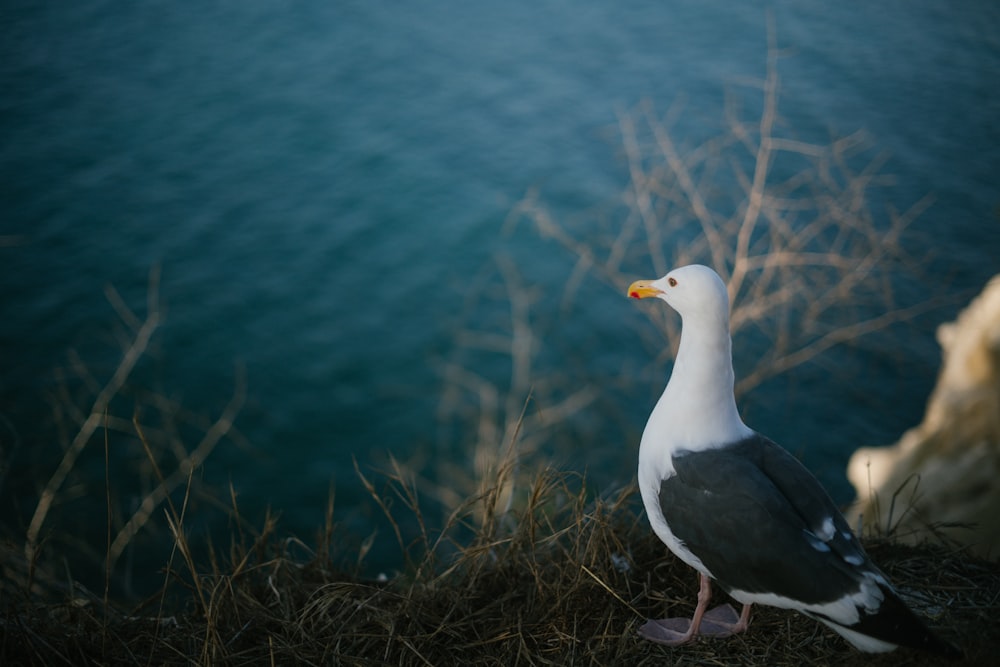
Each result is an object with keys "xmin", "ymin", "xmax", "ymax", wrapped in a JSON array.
[{"xmin": 629, "ymin": 291, "xmax": 639, "ymax": 299}]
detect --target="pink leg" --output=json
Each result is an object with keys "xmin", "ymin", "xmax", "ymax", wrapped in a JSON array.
[{"xmin": 639, "ymin": 573, "xmax": 752, "ymax": 646}]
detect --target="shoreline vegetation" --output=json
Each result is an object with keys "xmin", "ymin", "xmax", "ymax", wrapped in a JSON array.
[
  {"xmin": 3, "ymin": 458, "xmax": 998, "ymax": 665},
  {"xmin": 4, "ymin": 40, "xmax": 999, "ymax": 664}
]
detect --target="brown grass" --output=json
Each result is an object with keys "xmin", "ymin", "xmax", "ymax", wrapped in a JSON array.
[{"xmin": 2, "ymin": 460, "xmax": 998, "ymax": 666}]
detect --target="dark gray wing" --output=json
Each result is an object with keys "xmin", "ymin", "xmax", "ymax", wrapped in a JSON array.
[{"xmin": 659, "ymin": 433, "xmax": 879, "ymax": 604}]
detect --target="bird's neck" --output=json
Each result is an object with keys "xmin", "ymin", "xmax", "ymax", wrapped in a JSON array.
[{"xmin": 649, "ymin": 315, "xmax": 751, "ymax": 451}]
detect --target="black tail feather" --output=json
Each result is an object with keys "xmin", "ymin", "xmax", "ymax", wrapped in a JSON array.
[{"xmin": 850, "ymin": 584, "xmax": 961, "ymax": 658}]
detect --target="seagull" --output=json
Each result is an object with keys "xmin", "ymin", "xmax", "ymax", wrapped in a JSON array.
[{"xmin": 627, "ymin": 264, "xmax": 959, "ymax": 656}]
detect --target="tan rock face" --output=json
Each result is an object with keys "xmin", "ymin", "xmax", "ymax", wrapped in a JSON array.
[{"xmin": 847, "ymin": 274, "xmax": 1000, "ymax": 561}]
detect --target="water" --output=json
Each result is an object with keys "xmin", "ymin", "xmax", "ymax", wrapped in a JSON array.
[{"xmin": 2, "ymin": 1, "xmax": 999, "ymax": 583}]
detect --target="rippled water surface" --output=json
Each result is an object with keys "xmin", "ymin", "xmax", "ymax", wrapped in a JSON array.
[{"xmin": 2, "ymin": 1, "xmax": 999, "ymax": 576}]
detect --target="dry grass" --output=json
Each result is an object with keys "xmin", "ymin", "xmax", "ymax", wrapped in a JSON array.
[{"xmin": 2, "ymin": 456, "xmax": 998, "ymax": 666}]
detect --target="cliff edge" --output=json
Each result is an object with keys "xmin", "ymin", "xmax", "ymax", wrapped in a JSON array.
[{"xmin": 848, "ymin": 274, "xmax": 1000, "ymax": 560}]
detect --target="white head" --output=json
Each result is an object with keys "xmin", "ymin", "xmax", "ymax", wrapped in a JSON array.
[{"xmin": 627, "ymin": 264, "xmax": 730, "ymax": 327}]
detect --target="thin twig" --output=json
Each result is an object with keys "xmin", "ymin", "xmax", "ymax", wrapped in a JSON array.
[{"xmin": 26, "ymin": 267, "xmax": 162, "ymax": 561}]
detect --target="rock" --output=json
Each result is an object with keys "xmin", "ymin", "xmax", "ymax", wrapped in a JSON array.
[{"xmin": 847, "ymin": 274, "xmax": 1000, "ymax": 561}]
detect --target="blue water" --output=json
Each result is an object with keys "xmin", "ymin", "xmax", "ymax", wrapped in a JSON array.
[{"xmin": 2, "ymin": 1, "xmax": 999, "ymax": 582}]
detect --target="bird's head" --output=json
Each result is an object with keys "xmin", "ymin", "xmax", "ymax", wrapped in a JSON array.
[{"xmin": 627, "ymin": 264, "xmax": 730, "ymax": 323}]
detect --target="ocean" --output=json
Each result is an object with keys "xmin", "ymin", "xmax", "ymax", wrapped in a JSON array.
[{"xmin": 2, "ymin": 0, "xmax": 999, "ymax": 583}]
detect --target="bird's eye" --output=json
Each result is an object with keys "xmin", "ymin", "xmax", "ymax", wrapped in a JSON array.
[{"xmin": 668, "ymin": 278, "xmax": 677, "ymax": 287}]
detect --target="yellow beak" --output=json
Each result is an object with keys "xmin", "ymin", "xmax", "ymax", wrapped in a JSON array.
[{"xmin": 627, "ymin": 279, "xmax": 662, "ymax": 299}]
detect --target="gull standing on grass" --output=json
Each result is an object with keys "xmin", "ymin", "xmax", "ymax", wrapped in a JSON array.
[{"xmin": 627, "ymin": 264, "xmax": 959, "ymax": 656}]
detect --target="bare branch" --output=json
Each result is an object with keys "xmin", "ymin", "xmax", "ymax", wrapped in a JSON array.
[
  {"xmin": 107, "ymin": 367, "xmax": 246, "ymax": 568},
  {"xmin": 26, "ymin": 268, "xmax": 162, "ymax": 561}
]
